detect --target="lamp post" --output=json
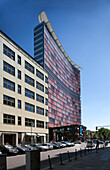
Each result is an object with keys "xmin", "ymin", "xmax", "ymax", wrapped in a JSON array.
[{"xmin": 31, "ymin": 122, "xmax": 34, "ymax": 145}]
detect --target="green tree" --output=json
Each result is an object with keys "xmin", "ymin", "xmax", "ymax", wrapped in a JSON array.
[{"xmin": 97, "ymin": 128, "xmax": 110, "ymax": 140}]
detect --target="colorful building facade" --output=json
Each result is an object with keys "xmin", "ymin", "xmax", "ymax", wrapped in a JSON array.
[{"xmin": 34, "ymin": 11, "xmax": 82, "ymax": 128}]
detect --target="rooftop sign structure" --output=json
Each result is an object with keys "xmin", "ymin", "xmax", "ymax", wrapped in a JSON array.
[{"xmin": 38, "ymin": 11, "xmax": 82, "ymax": 70}]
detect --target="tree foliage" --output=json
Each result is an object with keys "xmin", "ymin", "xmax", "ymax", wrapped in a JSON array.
[{"xmin": 96, "ymin": 128, "xmax": 110, "ymax": 140}]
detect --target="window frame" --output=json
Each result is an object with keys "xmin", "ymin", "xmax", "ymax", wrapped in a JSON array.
[{"xmin": 3, "ymin": 113, "xmax": 15, "ymax": 125}]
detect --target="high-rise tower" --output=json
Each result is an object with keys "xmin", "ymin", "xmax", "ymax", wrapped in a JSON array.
[{"xmin": 34, "ymin": 11, "xmax": 82, "ymax": 127}]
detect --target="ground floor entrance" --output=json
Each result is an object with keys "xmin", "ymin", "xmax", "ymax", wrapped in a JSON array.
[
  {"xmin": 4, "ymin": 134, "xmax": 16, "ymax": 145},
  {"xmin": 0, "ymin": 132, "xmax": 48, "ymax": 145}
]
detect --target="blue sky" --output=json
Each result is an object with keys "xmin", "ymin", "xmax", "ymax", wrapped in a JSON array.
[{"xmin": 0, "ymin": 0, "xmax": 110, "ymax": 130}]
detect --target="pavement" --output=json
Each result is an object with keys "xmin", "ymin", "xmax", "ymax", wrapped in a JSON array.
[{"xmin": 44, "ymin": 145, "xmax": 110, "ymax": 170}]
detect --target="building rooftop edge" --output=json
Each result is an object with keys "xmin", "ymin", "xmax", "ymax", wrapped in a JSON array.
[
  {"xmin": 38, "ymin": 11, "xmax": 83, "ymax": 70},
  {"xmin": 0, "ymin": 29, "xmax": 46, "ymax": 71}
]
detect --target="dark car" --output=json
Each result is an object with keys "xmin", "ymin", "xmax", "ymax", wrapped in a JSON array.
[
  {"xmin": 16, "ymin": 146, "xmax": 30, "ymax": 154},
  {"xmin": 49, "ymin": 143, "xmax": 60, "ymax": 149},
  {"xmin": 61, "ymin": 141, "xmax": 72, "ymax": 147},
  {"xmin": 0, "ymin": 145, "xmax": 18, "ymax": 156},
  {"xmin": 25, "ymin": 145, "xmax": 38, "ymax": 151},
  {"xmin": 74, "ymin": 140, "xmax": 81, "ymax": 144},
  {"xmin": 32, "ymin": 143, "xmax": 48, "ymax": 151}
]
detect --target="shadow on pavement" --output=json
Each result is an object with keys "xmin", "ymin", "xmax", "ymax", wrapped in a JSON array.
[{"xmin": 8, "ymin": 165, "xmax": 26, "ymax": 170}]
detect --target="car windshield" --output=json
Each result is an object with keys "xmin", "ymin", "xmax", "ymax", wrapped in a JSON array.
[
  {"xmin": 5, "ymin": 145, "xmax": 14, "ymax": 149},
  {"xmin": 37, "ymin": 144, "xmax": 41, "ymax": 146},
  {"xmin": 18, "ymin": 146, "xmax": 25, "ymax": 149},
  {"xmin": 42, "ymin": 144, "xmax": 47, "ymax": 146}
]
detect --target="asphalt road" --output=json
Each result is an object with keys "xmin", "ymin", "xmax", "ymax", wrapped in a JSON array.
[{"xmin": 6, "ymin": 142, "xmax": 92, "ymax": 170}]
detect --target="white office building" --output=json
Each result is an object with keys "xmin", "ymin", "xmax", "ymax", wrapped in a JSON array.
[{"xmin": 0, "ymin": 30, "xmax": 49, "ymax": 145}]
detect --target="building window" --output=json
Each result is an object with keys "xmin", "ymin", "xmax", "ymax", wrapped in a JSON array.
[
  {"xmin": 3, "ymin": 113, "xmax": 15, "ymax": 125},
  {"xmin": 51, "ymin": 85, "xmax": 54, "ymax": 91},
  {"xmin": 25, "ymin": 118, "xmax": 35, "ymax": 127},
  {"xmin": 51, "ymin": 108, "xmax": 55, "ymax": 114},
  {"xmin": 25, "ymin": 102, "xmax": 35, "ymax": 112},
  {"xmin": 45, "ymin": 76, "xmax": 48, "ymax": 83},
  {"xmin": 3, "ymin": 78, "xmax": 15, "ymax": 91},
  {"xmin": 18, "ymin": 117, "xmax": 21, "ymax": 125},
  {"xmin": 3, "ymin": 61, "xmax": 15, "ymax": 76},
  {"xmin": 49, "ymin": 117, "xmax": 55, "ymax": 124},
  {"xmin": 18, "ymin": 55, "xmax": 21, "ymax": 65},
  {"xmin": 45, "ymin": 87, "xmax": 48, "ymax": 94},
  {"xmin": 36, "ymin": 94, "xmax": 44, "ymax": 103},
  {"xmin": 45, "ymin": 98, "xmax": 48, "ymax": 105},
  {"xmin": 25, "ymin": 88, "xmax": 35, "ymax": 99},
  {"xmin": 46, "ymin": 122, "xmax": 48, "ymax": 129},
  {"xmin": 25, "ymin": 60, "xmax": 34, "ymax": 74},
  {"xmin": 50, "ymin": 52, "xmax": 54, "ymax": 60},
  {"xmin": 18, "ymin": 70, "xmax": 21, "ymax": 79},
  {"xmin": 36, "ymin": 120, "xmax": 44, "ymax": 128},
  {"xmin": 36, "ymin": 81, "xmax": 44, "ymax": 92},
  {"xmin": 45, "ymin": 109, "xmax": 48, "ymax": 116},
  {"xmin": 18, "ymin": 100, "xmax": 21, "ymax": 109},
  {"xmin": 36, "ymin": 69, "xmax": 44, "ymax": 80},
  {"xmin": 3, "ymin": 95, "xmax": 15, "ymax": 107},
  {"xmin": 36, "ymin": 106, "xmax": 44, "ymax": 115},
  {"xmin": 25, "ymin": 74, "xmax": 34, "ymax": 87},
  {"xmin": 3, "ymin": 44, "xmax": 15, "ymax": 61},
  {"xmin": 18, "ymin": 85, "xmax": 21, "ymax": 94}
]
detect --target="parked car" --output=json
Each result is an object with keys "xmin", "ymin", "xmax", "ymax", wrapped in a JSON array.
[
  {"xmin": 16, "ymin": 145, "xmax": 30, "ymax": 154},
  {"xmin": 99, "ymin": 140, "xmax": 104, "ymax": 144},
  {"xmin": 70, "ymin": 141, "xmax": 75, "ymax": 146},
  {"xmin": 0, "ymin": 149, "xmax": 2, "ymax": 154},
  {"xmin": 45, "ymin": 143, "xmax": 53, "ymax": 150},
  {"xmin": 49, "ymin": 143, "xmax": 60, "ymax": 149},
  {"xmin": 58, "ymin": 142, "xmax": 66, "ymax": 148},
  {"xmin": 0, "ymin": 145, "xmax": 18, "ymax": 156},
  {"xmin": 74, "ymin": 140, "xmax": 81, "ymax": 144},
  {"xmin": 61, "ymin": 141, "xmax": 72, "ymax": 147},
  {"xmin": 33, "ymin": 143, "xmax": 49, "ymax": 151},
  {"xmin": 54, "ymin": 142, "xmax": 61, "ymax": 148},
  {"xmin": 86, "ymin": 140, "xmax": 95, "ymax": 148},
  {"xmin": 25, "ymin": 145, "xmax": 38, "ymax": 151},
  {"xmin": 93, "ymin": 139, "xmax": 97, "ymax": 144}
]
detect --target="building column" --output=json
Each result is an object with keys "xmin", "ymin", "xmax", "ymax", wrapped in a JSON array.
[
  {"xmin": 34, "ymin": 135, "xmax": 37, "ymax": 144},
  {"xmin": 22, "ymin": 133, "xmax": 25, "ymax": 144},
  {"xmin": 16, "ymin": 133, "xmax": 18, "ymax": 146},
  {"xmin": 44, "ymin": 135, "xmax": 46, "ymax": 143},
  {"xmin": 2, "ymin": 133, "xmax": 4, "ymax": 145},
  {"xmin": 0, "ymin": 132, "xmax": 2, "ymax": 145},
  {"xmin": 46, "ymin": 134, "xmax": 49, "ymax": 143}
]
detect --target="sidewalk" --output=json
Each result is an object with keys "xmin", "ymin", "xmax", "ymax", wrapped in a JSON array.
[{"xmin": 47, "ymin": 146, "xmax": 110, "ymax": 170}]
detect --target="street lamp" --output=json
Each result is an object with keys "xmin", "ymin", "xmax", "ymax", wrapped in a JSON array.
[{"xmin": 31, "ymin": 122, "xmax": 34, "ymax": 145}]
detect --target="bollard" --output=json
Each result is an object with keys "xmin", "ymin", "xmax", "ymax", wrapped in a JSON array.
[
  {"xmin": 67, "ymin": 151, "xmax": 71, "ymax": 162},
  {"xmin": 59, "ymin": 153, "xmax": 63, "ymax": 165},
  {"xmin": 48, "ymin": 155, "xmax": 52, "ymax": 169},
  {"xmin": 91, "ymin": 148, "xmax": 92, "ymax": 154},
  {"xmin": 80, "ymin": 148, "xmax": 82, "ymax": 157},
  {"xmin": 74, "ymin": 149, "xmax": 77, "ymax": 160},
  {"xmin": 84, "ymin": 147, "xmax": 87, "ymax": 155}
]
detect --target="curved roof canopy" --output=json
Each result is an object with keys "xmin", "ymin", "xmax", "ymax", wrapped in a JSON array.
[{"xmin": 38, "ymin": 11, "xmax": 82, "ymax": 70}]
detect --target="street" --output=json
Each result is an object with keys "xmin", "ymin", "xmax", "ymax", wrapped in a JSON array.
[{"xmin": 7, "ymin": 142, "xmax": 87, "ymax": 170}]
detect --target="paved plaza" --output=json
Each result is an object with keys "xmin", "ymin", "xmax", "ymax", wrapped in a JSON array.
[{"xmin": 46, "ymin": 146, "xmax": 110, "ymax": 170}]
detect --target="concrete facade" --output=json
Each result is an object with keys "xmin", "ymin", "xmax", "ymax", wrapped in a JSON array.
[{"xmin": 0, "ymin": 30, "xmax": 49, "ymax": 145}]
